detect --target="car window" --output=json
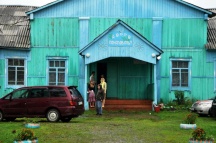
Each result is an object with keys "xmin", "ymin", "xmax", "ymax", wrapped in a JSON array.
[
  {"xmin": 11, "ymin": 89, "xmax": 28, "ymax": 99},
  {"xmin": 49, "ymin": 88, "xmax": 67, "ymax": 97},
  {"xmin": 28, "ymin": 88, "xmax": 49, "ymax": 98},
  {"xmin": 69, "ymin": 87, "xmax": 82, "ymax": 98}
]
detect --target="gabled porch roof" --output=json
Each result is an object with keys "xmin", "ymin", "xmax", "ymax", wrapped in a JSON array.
[{"xmin": 79, "ymin": 20, "xmax": 163, "ymax": 65}]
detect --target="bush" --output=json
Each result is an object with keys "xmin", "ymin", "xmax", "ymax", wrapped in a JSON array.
[
  {"xmin": 13, "ymin": 128, "xmax": 37, "ymax": 141},
  {"xmin": 183, "ymin": 113, "xmax": 197, "ymax": 124},
  {"xmin": 174, "ymin": 91, "xmax": 185, "ymax": 105},
  {"xmin": 191, "ymin": 127, "xmax": 214, "ymax": 141}
]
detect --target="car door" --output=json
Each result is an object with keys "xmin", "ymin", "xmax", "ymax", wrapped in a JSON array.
[
  {"xmin": 26, "ymin": 88, "xmax": 50, "ymax": 116},
  {"xmin": 3, "ymin": 88, "xmax": 28, "ymax": 117}
]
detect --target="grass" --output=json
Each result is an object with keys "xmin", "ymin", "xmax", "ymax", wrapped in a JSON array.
[{"xmin": 0, "ymin": 110, "xmax": 216, "ymax": 143}]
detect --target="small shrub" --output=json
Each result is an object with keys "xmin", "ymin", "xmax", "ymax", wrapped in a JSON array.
[
  {"xmin": 174, "ymin": 90, "xmax": 185, "ymax": 105},
  {"xmin": 23, "ymin": 117, "xmax": 39, "ymax": 124},
  {"xmin": 13, "ymin": 128, "xmax": 37, "ymax": 141},
  {"xmin": 183, "ymin": 113, "xmax": 197, "ymax": 124},
  {"xmin": 192, "ymin": 128, "xmax": 206, "ymax": 140},
  {"xmin": 191, "ymin": 127, "xmax": 214, "ymax": 141}
]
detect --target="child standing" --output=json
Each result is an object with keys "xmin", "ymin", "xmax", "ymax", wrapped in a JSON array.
[
  {"xmin": 88, "ymin": 81, "xmax": 95, "ymax": 108},
  {"xmin": 95, "ymin": 84, "xmax": 105, "ymax": 115}
]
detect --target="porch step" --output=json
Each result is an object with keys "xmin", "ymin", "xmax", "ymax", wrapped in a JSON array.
[{"xmin": 103, "ymin": 99, "xmax": 152, "ymax": 111}]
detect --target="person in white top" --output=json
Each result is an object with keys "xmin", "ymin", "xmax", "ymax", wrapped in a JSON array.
[{"xmin": 89, "ymin": 71, "xmax": 95, "ymax": 83}]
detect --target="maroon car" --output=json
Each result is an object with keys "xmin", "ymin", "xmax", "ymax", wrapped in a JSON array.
[{"xmin": 0, "ymin": 86, "xmax": 84, "ymax": 122}]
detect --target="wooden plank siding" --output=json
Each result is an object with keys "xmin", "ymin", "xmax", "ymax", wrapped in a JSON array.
[
  {"xmin": 162, "ymin": 19, "xmax": 207, "ymax": 48},
  {"xmin": 27, "ymin": 47, "xmax": 80, "ymax": 86},
  {"xmin": 0, "ymin": 0, "xmax": 214, "ymax": 112},
  {"xmin": 89, "ymin": 18, "xmax": 152, "ymax": 43},
  {"xmin": 31, "ymin": 18, "xmax": 79, "ymax": 47},
  {"xmin": 160, "ymin": 19, "xmax": 214, "ymax": 102}
]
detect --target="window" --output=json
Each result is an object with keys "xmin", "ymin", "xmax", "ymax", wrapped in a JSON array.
[
  {"xmin": 171, "ymin": 59, "xmax": 191, "ymax": 90},
  {"xmin": 11, "ymin": 89, "xmax": 28, "ymax": 99},
  {"xmin": 7, "ymin": 59, "xmax": 25, "ymax": 86},
  {"xmin": 49, "ymin": 88, "xmax": 66, "ymax": 97},
  {"xmin": 28, "ymin": 88, "xmax": 49, "ymax": 98},
  {"xmin": 48, "ymin": 60, "xmax": 66, "ymax": 85}
]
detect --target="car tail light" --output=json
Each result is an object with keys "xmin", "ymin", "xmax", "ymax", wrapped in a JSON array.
[{"xmin": 69, "ymin": 100, "xmax": 77, "ymax": 106}]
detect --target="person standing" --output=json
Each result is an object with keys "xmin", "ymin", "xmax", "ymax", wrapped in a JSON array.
[
  {"xmin": 89, "ymin": 71, "xmax": 95, "ymax": 83},
  {"xmin": 95, "ymin": 84, "xmax": 105, "ymax": 115},
  {"xmin": 87, "ymin": 82, "xmax": 95, "ymax": 108},
  {"xmin": 100, "ymin": 75, "xmax": 107, "ymax": 107}
]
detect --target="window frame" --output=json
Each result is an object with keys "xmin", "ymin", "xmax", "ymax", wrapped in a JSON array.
[
  {"xmin": 5, "ymin": 58, "xmax": 27, "ymax": 88},
  {"xmin": 46, "ymin": 57, "xmax": 68, "ymax": 85},
  {"xmin": 170, "ymin": 58, "xmax": 191, "ymax": 91}
]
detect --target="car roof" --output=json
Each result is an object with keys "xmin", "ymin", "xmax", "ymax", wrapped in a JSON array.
[{"xmin": 18, "ymin": 85, "xmax": 78, "ymax": 89}]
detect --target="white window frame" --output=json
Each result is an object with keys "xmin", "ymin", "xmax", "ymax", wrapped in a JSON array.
[
  {"xmin": 170, "ymin": 58, "xmax": 191, "ymax": 91},
  {"xmin": 5, "ymin": 58, "xmax": 27, "ymax": 88},
  {"xmin": 46, "ymin": 57, "xmax": 68, "ymax": 85}
]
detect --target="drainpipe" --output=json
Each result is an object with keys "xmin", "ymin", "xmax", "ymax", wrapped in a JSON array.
[{"xmin": 79, "ymin": 17, "xmax": 90, "ymax": 110}]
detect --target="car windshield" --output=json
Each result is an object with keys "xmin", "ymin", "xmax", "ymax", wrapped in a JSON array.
[{"xmin": 1, "ymin": 93, "xmax": 11, "ymax": 99}]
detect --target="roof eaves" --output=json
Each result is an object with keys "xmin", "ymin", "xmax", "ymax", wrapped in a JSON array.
[
  {"xmin": 26, "ymin": 0, "xmax": 64, "ymax": 15},
  {"xmin": 176, "ymin": 0, "xmax": 214, "ymax": 16},
  {"xmin": 0, "ymin": 46, "xmax": 30, "ymax": 50}
]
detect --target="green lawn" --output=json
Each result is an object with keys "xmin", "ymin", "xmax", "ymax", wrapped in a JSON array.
[{"xmin": 0, "ymin": 110, "xmax": 215, "ymax": 143}]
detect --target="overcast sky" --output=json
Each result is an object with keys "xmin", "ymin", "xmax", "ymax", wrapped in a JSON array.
[{"xmin": 0, "ymin": 0, "xmax": 216, "ymax": 9}]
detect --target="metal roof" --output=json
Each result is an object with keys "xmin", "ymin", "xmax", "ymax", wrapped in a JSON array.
[
  {"xmin": 0, "ymin": 5, "xmax": 36, "ymax": 49},
  {"xmin": 206, "ymin": 9, "xmax": 216, "ymax": 50}
]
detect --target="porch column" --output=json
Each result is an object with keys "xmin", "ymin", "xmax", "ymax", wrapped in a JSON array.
[
  {"xmin": 153, "ymin": 64, "xmax": 157, "ymax": 105},
  {"xmin": 79, "ymin": 17, "xmax": 90, "ymax": 110}
]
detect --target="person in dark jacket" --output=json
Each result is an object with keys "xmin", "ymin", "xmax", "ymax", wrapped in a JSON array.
[{"xmin": 95, "ymin": 84, "xmax": 105, "ymax": 115}]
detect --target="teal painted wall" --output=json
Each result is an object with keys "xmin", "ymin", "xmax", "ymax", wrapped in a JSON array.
[
  {"xmin": 117, "ymin": 58, "xmax": 152, "ymax": 99},
  {"xmin": 27, "ymin": 47, "xmax": 79, "ymax": 86},
  {"xmin": 1, "ymin": 17, "xmax": 213, "ymax": 104},
  {"xmin": 162, "ymin": 19, "xmax": 207, "ymax": 48},
  {"xmin": 27, "ymin": 18, "xmax": 80, "ymax": 87},
  {"xmin": 31, "ymin": 18, "xmax": 79, "ymax": 47},
  {"xmin": 90, "ymin": 18, "xmax": 152, "ymax": 42},
  {"xmin": 0, "ymin": 60, "xmax": 7, "ymax": 96},
  {"xmin": 160, "ymin": 19, "xmax": 214, "ymax": 103}
]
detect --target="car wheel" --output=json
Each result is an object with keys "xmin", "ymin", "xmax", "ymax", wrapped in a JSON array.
[
  {"xmin": 198, "ymin": 114, "xmax": 206, "ymax": 117},
  {"xmin": 46, "ymin": 109, "xmax": 60, "ymax": 122},
  {"xmin": 61, "ymin": 117, "xmax": 72, "ymax": 122},
  {"xmin": 0, "ymin": 111, "xmax": 3, "ymax": 121},
  {"xmin": 209, "ymin": 109, "xmax": 213, "ymax": 117}
]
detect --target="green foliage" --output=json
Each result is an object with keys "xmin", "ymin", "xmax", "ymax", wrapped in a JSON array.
[
  {"xmin": 174, "ymin": 90, "xmax": 185, "ymax": 105},
  {"xmin": 162, "ymin": 91, "xmax": 194, "ymax": 111},
  {"xmin": 23, "ymin": 117, "xmax": 39, "ymax": 124},
  {"xmin": 13, "ymin": 128, "xmax": 37, "ymax": 141},
  {"xmin": 191, "ymin": 127, "xmax": 214, "ymax": 141},
  {"xmin": 183, "ymin": 113, "xmax": 197, "ymax": 124}
]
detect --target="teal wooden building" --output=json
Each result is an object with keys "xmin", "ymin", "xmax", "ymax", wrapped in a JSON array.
[{"xmin": 0, "ymin": 0, "xmax": 215, "ymax": 110}]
